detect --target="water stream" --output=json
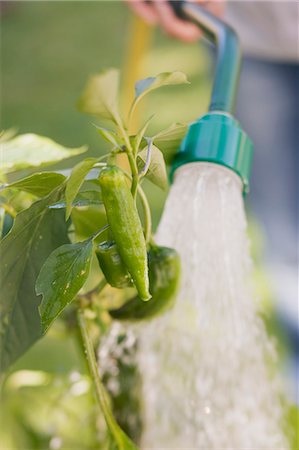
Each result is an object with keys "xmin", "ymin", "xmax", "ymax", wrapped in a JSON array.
[{"xmin": 136, "ymin": 163, "xmax": 288, "ymax": 449}]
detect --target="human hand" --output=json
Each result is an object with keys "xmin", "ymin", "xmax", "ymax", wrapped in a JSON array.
[{"xmin": 126, "ymin": 0, "xmax": 226, "ymax": 42}]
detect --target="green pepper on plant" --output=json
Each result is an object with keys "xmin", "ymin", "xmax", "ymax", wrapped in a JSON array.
[
  {"xmin": 96, "ymin": 240, "xmax": 132, "ymax": 289},
  {"xmin": 109, "ymin": 245, "xmax": 180, "ymax": 321},
  {"xmin": 98, "ymin": 165, "xmax": 151, "ymax": 301}
]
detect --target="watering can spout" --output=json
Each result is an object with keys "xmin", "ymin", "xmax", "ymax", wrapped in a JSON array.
[
  {"xmin": 169, "ymin": 1, "xmax": 253, "ymax": 193},
  {"xmin": 172, "ymin": 0, "xmax": 241, "ymax": 114}
]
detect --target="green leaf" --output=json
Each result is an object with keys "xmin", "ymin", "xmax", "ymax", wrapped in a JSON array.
[
  {"xmin": 49, "ymin": 191, "xmax": 103, "ymax": 209},
  {"xmin": 1, "ymin": 212, "xmax": 13, "ymax": 239},
  {"xmin": 80, "ymin": 177, "xmax": 102, "ymax": 193},
  {"xmin": 137, "ymin": 144, "xmax": 168, "ymax": 190},
  {"xmin": 132, "ymin": 114, "xmax": 155, "ymax": 153},
  {"xmin": 1, "ymin": 133, "xmax": 87, "ymax": 174},
  {"xmin": 0, "ymin": 188, "xmax": 70, "ymax": 372},
  {"xmin": 153, "ymin": 122, "xmax": 188, "ymax": 163},
  {"xmin": 36, "ymin": 239, "xmax": 93, "ymax": 333},
  {"xmin": 78, "ymin": 69, "xmax": 121, "ymax": 124},
  {"xmin": 2, "ymin": 172, "xmax": 66, "ymax": 197},
  {"xmin": 284, "ymin": 404, "xmax": 299, "ymax": 450},
  {"xmin": 77, "ymin": 309, "xmax": 139, "ymax": 450},
  {"xmin": 94, "ymin": 125, "xmax": 122, "ymax": 148},
  {"xmin": 71, "ymin": 205, "xmax": 108, "ymax": 243},
  {"xmin": 0, "ymin": 128, "xmax": 18, "ymax": 142},
  {"xmin": 65, "ymin": 158, "xmax": 98, "ymax": 219},
  {"xmin": 132, "ymin": 71, "xmax": 189, "ymax": 113},
  {"xmin": 108, "ymin": 430, "xmax": 139, "ymax": 450}
]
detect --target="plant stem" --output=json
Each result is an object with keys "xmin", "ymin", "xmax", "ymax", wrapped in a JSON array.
[
  {"xmin": 127, "ymin": 151, "xmax": 139, "ymax": 201},
  {"xmin": 77, "ymin": 308, "xmax": 125, "ymax": 448},
  {"xmin": 137, "ymin": 185, "xmax": 152, "ymax": 244},
  {"xmin": 93, "ymin": 277, "xmax": 108, "ymax": 294},
  {"xmin": 1, "ymin": 203, "xmax": 17, "ymax": 218},
  {"xmin": 116, "ymin": 120, "xmax": 139, "ymax": 201},
  {"xmin": 91, "ymin": 224, "xmax": 109, "ymax": 240},
  {"xmin": 127, "ymin": 98, "xmax": 140, "ymax": 130},
  {"xmin": 115, "ymin": 119, "xmax": 152, "ymax": 241},
  {"xmin": 77, "ymin": 277, "xmax": 107, "ymax": 301}
]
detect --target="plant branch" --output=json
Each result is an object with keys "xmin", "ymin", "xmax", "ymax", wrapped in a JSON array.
[
  {"xmin": 137, "ymin": 185, "xmax": 152, "ymax": 244},
  {"xmin": 91, "ymin": 224, "xmax": 109, "ymax": 240},
  {"xmin": 127, "ymin": 98, "xmax": 140, "ymax": 130},
  {"xmin": 1, "ymin": 203, "xmax": 17, "ymax": 218},
  {"xmin": 76, "ymin": 308, "xmax": 125, "ymax": 448},
  {"xmin": 116, "ymin": 120, "xmax": 139, "ymax": 201},
  {"xmin": 77, "ymin": 277, "xmax": 107, "ymax": 301},
  {"xmin": 126, "ymin": 151, "xmax": 139, "ymax": 201}
]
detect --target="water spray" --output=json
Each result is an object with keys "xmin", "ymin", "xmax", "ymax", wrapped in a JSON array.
[{"xmin": 135, "ymin": 2, "xmax": 289, "ymax": 448}]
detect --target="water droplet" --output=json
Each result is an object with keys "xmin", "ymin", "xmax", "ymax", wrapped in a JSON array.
[
  {"xmin": 204, "ymin": 406, "xmax": 211, "ymax": 415},
  {"xmin": 49, "ymin": 436, "xmax": 62, "ymax": 450}
]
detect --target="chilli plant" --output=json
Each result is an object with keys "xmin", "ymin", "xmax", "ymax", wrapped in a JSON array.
[{"xmin": 0, "ymin": 69, "xmax": 189, "ymax": 448}]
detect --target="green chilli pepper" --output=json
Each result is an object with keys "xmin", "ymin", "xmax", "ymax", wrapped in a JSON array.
[
  {"xmin": 109, "ymin": 245, "xmax": 180, "ymax": 321},
  {"xmin": 98, "ymin": 165, "xmax": 150, "ymax": 301},
  {"xmin": 96, "ymin": 241, "xmax": 132, "ymax": 288}
]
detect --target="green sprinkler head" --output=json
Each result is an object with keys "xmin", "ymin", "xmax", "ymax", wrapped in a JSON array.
[{"xmin": 169, "ymin": 1, "xmax": 253, "ymax": 194}]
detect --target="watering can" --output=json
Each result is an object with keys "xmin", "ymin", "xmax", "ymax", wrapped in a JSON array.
[{"xmin": 167, "ymin": 0, "xmax": 253, "ymax": 193}]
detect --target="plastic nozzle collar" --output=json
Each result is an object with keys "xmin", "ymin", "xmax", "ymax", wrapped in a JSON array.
[{"xmin": 170, "ymin": 113, "xmax": 253, "ymax": 194}]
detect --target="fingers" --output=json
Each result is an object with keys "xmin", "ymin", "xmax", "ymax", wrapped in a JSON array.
[
  {"xmin": 153, "ymin": 0, "xmax": 202, "ymax": 43},
  {"xmin": 125, "ymin": 0, "xmax": 159, "ymax": 25},
  {"xmin": 126, "ymin": 1, "xmax": 226, "ymax": 43},
  {"xmin": 204, "ymin": 1, "xmax": 226, "ymax": 17}
]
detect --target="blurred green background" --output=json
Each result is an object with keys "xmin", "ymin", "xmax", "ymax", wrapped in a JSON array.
[
  {"xmin": 1, "ymin": 2, "xmax": 297, "ymax": 449},
  {"xmin": 2, "ymin": 1, "xmax": 211, "ymax": 149},
  {"xmin": 3, "ymin": 1, "xmax": 130, "ymax": 148}
]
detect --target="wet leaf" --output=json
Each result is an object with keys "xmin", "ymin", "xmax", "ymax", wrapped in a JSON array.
[
  {"xmin": 80, "ymin": 177, "xmax": 102, "ymax": 193},
  {"xmin": 1, "ymin": 133, "xmax": 87, "ymax": 174},
  {"xmin": 0, "ymin": 128, "xmax": 18, "ymax": 142},
  {"xmin": 49, "ymin": 191, "xmax": 102, "ymax": 209},
  {"xmin": 2, "ymin": 172, "xmax": 66, "ymax": 197},
  {"xmin": 132, "ymin": 114, "xmax": 155, "ymax": 152},
  {"xmin": 153, "ymin": 123, "xmax": 187, "ymax": 163},
  {"xmin": 137, "ymin": 145, "xmax": 168, "ymax": 190},
  {"xmin": 131, "ymin": 71, "xmax": 189, "ymax": 113},
  {"xmin": 78, "ymin": 69, "xmax": 121, "ymax": 124},
  {"xmin": 94, "ymin": 126, "xmax": 122, "ymax": 148},
  {"xmin": 71, "ymin": 205, "xmax": 108, "ymax": 243},
  {"xmin": 65, "ymin": 158, "xmax": 98, "ymax": 219},
  {"xmin": 0, "ymin": 188, "xmax": 69, "ymax": 372},
  {"xmin": 36, "ymin": 239, "xmax": 93, "ymax": 333}
]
